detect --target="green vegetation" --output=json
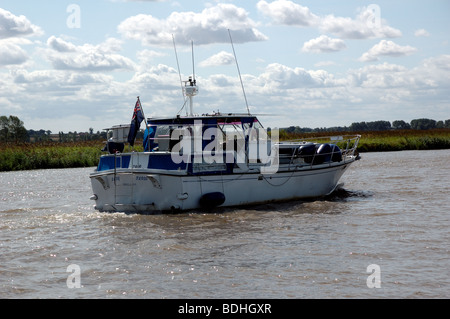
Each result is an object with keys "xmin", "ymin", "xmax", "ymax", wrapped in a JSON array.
[
  {"xmin": 280, "ymin": 118, "xmax": 450, "ymax": 134},
  {"xmin": 356, "ymin": 129, "xmax": 450, "ymax": 152},
  {"xmin": 280, "ymin": 129, "xmax": 450, "ymax": 153},
  {"xmin": 1, "ymin": 114, "xmax": 449, "ymax": 172},
  {"xmin": 0, "ymin": 115, "xmax": 28, "ymax": 142},
  {"xmin": 0, "ymin": 141, "xmax": 143, "ymax": 171},
  {"xmin": 0, "ymin": 141, "xmax": 145, "ymax": 172},
  {"xmin": 279, "ymin": 118, "xmax": 450, "ymax": 153},
  {"xmin": 0, "ymin": 141, "xmax": 103, "ymax": 172},
  {"xmin": 1, "ymin": 130, "xmax": 449, "ymax": 172}
]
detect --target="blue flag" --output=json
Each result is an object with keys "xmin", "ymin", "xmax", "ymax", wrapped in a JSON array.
[{"xmin": 127, "ymin": 97, "xmax": 145, "ymax": 146}]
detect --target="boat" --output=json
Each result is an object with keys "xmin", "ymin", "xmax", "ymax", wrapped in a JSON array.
[{"xmin": 89, "ymin": 74, "xmax": 361, "ymax": 213}]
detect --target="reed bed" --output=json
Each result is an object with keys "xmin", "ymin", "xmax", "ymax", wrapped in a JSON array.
[
  {"xmin": 357, "ymin": 129, "xmax": 450, "ymax": 152},
  {"xmin": 0, "ymin": 141, "xmax": 102, "ymax": 172},
  {"xmin": 280, "ymin": 129, "xmax": 450, "ymax": 153},
  {"xmin": 0, "ymin": 140, "xmax": 147, "ymax": 172},
  {"xmin": 1, "ymin": 130, "xmax": 449, "ymax": 172}
]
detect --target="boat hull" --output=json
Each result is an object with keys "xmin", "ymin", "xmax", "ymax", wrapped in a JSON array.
[{"xmin": 90, "ymin": 160, "xmax": 354, "ymax": 213}]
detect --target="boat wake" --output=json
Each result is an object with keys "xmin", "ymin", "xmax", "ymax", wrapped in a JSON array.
[{"xmin": 325, "ymin": 183, "xmax": 374, "ymax": 202}]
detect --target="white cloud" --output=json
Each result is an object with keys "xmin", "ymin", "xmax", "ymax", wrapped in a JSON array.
[
  {"xmin": 257, "ymin": 0, "xmax": 319, "ymax": 27},
  {"xmin": 416, "ymin": 55, "xmax": 450, "ymax": 87},
  {"xmin": 247, "ymin": 56, "xmax": 450, "ymax": 126},
  {"xmin": 0, "ymin": 9, "xmax": 42, "ymax": 67},
  {"xmin": 123, "ymin": 0, "xmax": 165, "ymax": 1},
  {"xmin": 46, "ymin": 36, "xmax": 136, "ymax": 72},
  {"xmin": 359, "ymin": 40, "xmax": 417, "ymax": 62},
  {"xmin": 320, "ymin": 7, "xmax": 401, "ymax": 39},
  {"xmin": 5, "ymin": 53, "xmax": 450, "ymax": 132},
  {"xmin": 199, "ymin": 51, "xmax": 235, "ymax": 67},
  {"xmin": 117, "ymin": 3, "xmax": 267, "ymax": 46},
  {"xmin": 0, "ymin": 8, "xmax": 43, "ymax": 39},
  {"xmin": 348, "ymin": 62, "xmax": 410, "ymax": 88},
  {"xmin": 257, "ymin": 63, "xmax": 344, "ymax": 90},
  {"xmin": 13, "ymin": 69, "xmax": 113, "ymax": 86},
  {"xmin": 302, "ymin": 35, "xmax": 346, "ymax": 53},
  {"xmin": 47, "ymin": 36, "xmax": 77, "ymax": 52},
  {"xmin": 314, "ymin": 61, "xmax": 337, "ymax": 67},
  {"xmin": 414, "ymin": 29, "xmax": 430, "ymax": 37},
  {"xmin": 1, "ymin": 2, "xmax": 449, "ymax": 132},
  {"xmin": 345, "ymin": 56, "xmax": 450, "ymax": 121},
  {"xmin": 257, "ymin": 1, "xmax": 401, "ymax": 39},
  {"xmin": 0, "ymin": 40, "xmax": 28, "ymax": 66}
]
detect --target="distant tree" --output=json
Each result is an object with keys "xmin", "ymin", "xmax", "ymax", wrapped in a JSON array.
[
  {"xmin": 410, "ymin": 118, "xmax": 436, "ymax": 130},
  {"xmin": 392, "ymin": 120, "xmax": 411, "ymax": 130},
  {"xmin": 445, "ymin": 120, "xmax": 450, "ymax": 128},
  {"xmin": 286, "ymin": 126, "xmax": 296, "ymax": 133},
  {"xmin": 0, "ymin": 115, "xmax": 28, "ymax": 142},
  {"xmin": 367, "ymin": 120, "xmax": 391, "ymax": 131},
  {"xmin": 8, "ymin": 116, "xmax": 28, "ymax": 142},
  {"xmin": 349, "ymin": 122, "xmax": 368, "ymax": 131},
  {"xmin": 0, "ymin": 116, "xmax": 9, "ymax": 141}
]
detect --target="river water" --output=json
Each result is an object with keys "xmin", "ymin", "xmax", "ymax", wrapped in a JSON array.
[{"xmin": 0, "ymin": 150, "xmax": 449, "ymax": 299}]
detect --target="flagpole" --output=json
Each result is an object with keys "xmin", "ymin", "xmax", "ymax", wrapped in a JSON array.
[
  {"xmin": 137, "ymin": 96, "xmax": 148, "ymax": 128},
  {"xmin": 137, "ymin": 96, "xmax": 149, "ymax": 153}
]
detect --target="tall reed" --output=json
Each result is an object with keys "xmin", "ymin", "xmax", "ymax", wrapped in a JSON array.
[
  {"xmin": 0, "ymin": 141, "xmax": 103, "ymax": 171},
  {"xmin": 280, "ymin": 129, "xmax": 450, "ymax": 153},
  {"xmin": 1, "ymin": 130, "xmax": 449, "ymax": 172}
]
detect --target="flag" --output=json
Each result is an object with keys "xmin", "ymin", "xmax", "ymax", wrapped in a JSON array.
[{"xmin": 127, "ymin": 97, "xmax": 145, "ymax": 146}]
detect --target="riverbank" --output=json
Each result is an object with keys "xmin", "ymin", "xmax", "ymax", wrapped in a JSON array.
[
  {"xmin": 0, "ymin": 141, "xmax": 102, "ymax": 172},
  {"xmin": 355, "ymin": 129, "xmax": 450, "ymax": 152},
  {"xmin": 280, "ymin": 128, "xmax": 450, "ymax": 153},
  {"xmin": 1, "ymin": 130, "xmax": 449, "ymax": 172}
]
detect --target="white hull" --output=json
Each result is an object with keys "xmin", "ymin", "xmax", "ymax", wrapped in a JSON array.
[{"xmin": 90, "ymin": 156, "xmax": 356, "ymax": 213}]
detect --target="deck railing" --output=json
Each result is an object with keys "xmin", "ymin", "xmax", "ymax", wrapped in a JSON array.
[{"xmin": 279, "ymin": 135, "xmax": 361, "ymax": 166}]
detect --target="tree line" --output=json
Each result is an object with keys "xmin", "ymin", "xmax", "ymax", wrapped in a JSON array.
[
  {"xmin": 2, "ymin": 115, "xmax": 449, "ymax": 143},
  {"xmin": 1, "ymin": 115, "xmax": 108, "ymax": 143},
  {"xmin": 29, "ymin": 129, "xmax": 107, "ymax": 143},
  {"xmin": 0, "ymin": 116, "xmax": 28, "ymax": 142},
  {"xmin": 281, "ymin": 118, "xmax": 450, "ymax": 134}
]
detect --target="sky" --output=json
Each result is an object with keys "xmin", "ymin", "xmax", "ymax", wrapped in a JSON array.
[{"xmin": 0, "ymin": 0, "xmax": 449, "ymax": 133}]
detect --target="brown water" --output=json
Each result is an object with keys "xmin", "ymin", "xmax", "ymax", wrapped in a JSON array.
[{"xmin": 0, "ymin": 150, "xmax": 449, "ymax": 298}]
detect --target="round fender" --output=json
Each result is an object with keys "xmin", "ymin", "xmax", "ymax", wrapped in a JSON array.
[{"xmin": 199, "ymin": 192, "xmax": 226, "ymax": 208}]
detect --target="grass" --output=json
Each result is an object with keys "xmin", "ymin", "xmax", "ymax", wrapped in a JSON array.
[
  {"xmin": 0, "ymin": 141, "xmax": 104, "ymax": 172},
  {"xmin": 0, "ymin": 140, "xmax": 146, "ymax": 172},
  {"xmin": 1, "ymin": 130, "xmax": 449, "ymax": 171},
  {"xmin": 356, "ymin": 129, "xmax": 450, "ymax": 152},
  {"xmin": 280, "ymin": 129, "xmax": 450, "ymax": 153}
]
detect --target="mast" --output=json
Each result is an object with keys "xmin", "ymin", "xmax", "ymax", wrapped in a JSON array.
[
  {"xmin": 228, "ymin": 29, "xmax": 250, "ymax": 115},
  {"xmin": 184, "ymin": 40, "xmax": 198, "ymax": 116}
]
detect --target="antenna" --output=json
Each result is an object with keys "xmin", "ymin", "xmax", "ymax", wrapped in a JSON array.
[
  {"xmin": 172, "ymin": 34, "xmax": 188, "ymax": 115},
  {"xmin": 191, "ymin": 40, "xmax": 196, "ymax": 85},
  {"xmin": 183, "ymin": 40, "xmax": 198, "ymax": 116},
  {"xmin": 228, "ymin": 29, "xmax": 250, "ymax": 115}
]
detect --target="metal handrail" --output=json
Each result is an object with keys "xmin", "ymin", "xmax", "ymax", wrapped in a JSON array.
[{"xmin": 279, "ymin": 135, "xmax": 361, "ymax": 167}]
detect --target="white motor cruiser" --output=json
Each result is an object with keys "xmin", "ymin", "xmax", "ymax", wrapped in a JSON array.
[{"xmin": 90, "ymin": 76, "xmax": 360, "ymax": 213}]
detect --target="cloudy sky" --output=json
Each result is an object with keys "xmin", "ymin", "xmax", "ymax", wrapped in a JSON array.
[{"xmin": 1, "ymin": 0, "xmax": 449, "ymax": 133}]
